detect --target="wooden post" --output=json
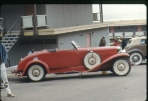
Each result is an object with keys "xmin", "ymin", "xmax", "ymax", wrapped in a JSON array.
[
  {"xmin": 113, "ymin": 32, "xmax": 115, "ymax": 39},
  {"xmin": 2, "ymin": 16, "xmax": 6, "ymax": 36},
  {"xmin": 10, "ymin": 29, "xmax": 11, "ymax": 36},
  {"xmin": 20, "ymin": 15, "xmax": 23, "ymax": 38},
  {"xmin": 123, "ymin": 32, "xmax": 125, "ymax": 37},
  {"xmin": 4, "ymin": 16, "xmax": 6, "ymax": 35},
  {"xmin": 144, "ymin": 31, "xmax": 147, "ymax": 36},
  {"xmin": 45, "ymin": 15, "xmax": 48, "ymax": 28},
  {"xmin": 133, "ymin": 32, "xmax": 135, "ymax": 35},
  {"xmin": 99, "ymin": 4, "xmax": 103, "ymax": 23},
  {"xmin": 33, "ymin": 4, "xmax": 37, "ymax": 36}
]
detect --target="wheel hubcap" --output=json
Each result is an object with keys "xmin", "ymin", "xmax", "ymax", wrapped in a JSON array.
[
  {"xmin": 117, "ymin": 63, "xmax": 125, "ymax": 71},
  {"xmin": 132, "ymin": 55, "xmax": 139, "ymax": 62},
  {"xmin": 88, "ymin": 57, "xmax": 96, "ymax": 65},
  {"xmin": 32, "ymin": 69, "xmax": 40, "ymax": 77}
]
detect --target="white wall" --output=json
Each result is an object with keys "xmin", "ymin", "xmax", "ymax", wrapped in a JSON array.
[
  {"xmin": 91, "ymin": 27, "xmax": 110, "ymax": 47},
  {"xmin": 58, "ymin": 27, "xmax": 110, "ymax": 50}
]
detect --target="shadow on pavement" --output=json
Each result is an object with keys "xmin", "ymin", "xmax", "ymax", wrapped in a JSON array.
[
  {"xmin": 44, "ymin": 73, "xmax": 115, "ymax": 81},
  {"xmin": 8, "ymin": 72, "xmax": 120, "ymax": 83},
  {"xmin": 8, "ymin": 76, "xmax": 31, "ymax": 84},
  {"xmin": 140, "ymin": 63, "xmax": 147, "ymax": 65}
]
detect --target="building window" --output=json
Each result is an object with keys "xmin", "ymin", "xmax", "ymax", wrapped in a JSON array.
[
  {"xmin": 19, "ymin": 40, "xmax": 32, "ymax": 45},
  {"xmin": 32, "ymin": 39, "xmax": 43, "ymax": 44},
  {"xmin": 141, "ymin": 39, "xmax": 146, "ymax": 44},
  {"xmin": 19, "ymin": 39, "xmax": 57, "ymax": 45},
  {"xmin": 44, "ymin": 39, "xmax": 56, "ymax": 44}
]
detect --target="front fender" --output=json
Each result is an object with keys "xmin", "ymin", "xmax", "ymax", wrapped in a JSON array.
[
  {"xmin": 21, "ymin": 60, "xmax": 49, "ymax": 76},
  {"xmin": 88, "ymin": 53, "xmax": 130, "ymax": 72},
  {"xmin": 127, "ymin": 49, "xmax": 144, "ymax": 59}
]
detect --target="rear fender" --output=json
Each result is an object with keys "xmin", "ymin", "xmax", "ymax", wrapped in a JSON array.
[
  {"xmin": 127, "ymin": 49, "xmax": 145, "ymax": 59},
  {"xmin": 21, "ymin": 60, "xmax": 49, "ymax": 76},
  {"xmin": 88, "ymin": 53, "xmax": 130, "ymax": 72}
]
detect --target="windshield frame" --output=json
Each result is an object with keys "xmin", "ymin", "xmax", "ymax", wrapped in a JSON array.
[{"xmin": 71, "ymin": 40, "xmax": 80, "ymax": 50}]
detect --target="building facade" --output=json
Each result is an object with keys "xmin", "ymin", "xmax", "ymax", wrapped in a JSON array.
[
  {"xmin": 1, "ymin": 4, "xmax": 93, "ymax": 32},
  {"xmin": 0, "ymin": 4, "xmax": 147, "ymax": 66}
]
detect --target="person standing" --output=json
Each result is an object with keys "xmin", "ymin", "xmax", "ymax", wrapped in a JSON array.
[
  {"xmin": 132, "ymin": 35, "xmax": 135, "ymax": 38},
  {"xmin": 114, "ymin": 40, "xmax": 120, "ymax": 46},
  {"xmin": 118, "ymin": 39, "xmax": 122, "ymax": 46},
  {"xmin": 0, "ymin": 40, "xmax": 15, "ymax": 97},
  {"xmin": 28, "ymin": 49, "xmax": 36, "ymax": 55},
  {"xmin": 99, "ymin": 36, "xmax": 106, "ymax": 46},
  {"xmin": 120, "ymin": 37, "xmax": 127, "ymax": 50},
  {"xmin": 113, "ymin": 37, "xmax": 119, "ymax": 46}
]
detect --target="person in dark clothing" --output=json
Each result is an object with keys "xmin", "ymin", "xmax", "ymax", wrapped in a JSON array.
[
  {"xmin": 99, "ymin": 37, "xmax": 106, "ymax": 46},
  {"xmin": 120, "ymin": 37, "xmax": 127, "ymax": 50},
  {"xmin": 132, "ymin": 35, "xmax": 135, "ymax": 38}
]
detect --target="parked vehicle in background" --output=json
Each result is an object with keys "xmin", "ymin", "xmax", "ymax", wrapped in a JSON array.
[
  {"xmin": 125, "ymin": 36, "xmax": 147, "ymax": 65},
  {"xmin": 12, "ymin": 41, "xmax": 133, "ymax": 82}
]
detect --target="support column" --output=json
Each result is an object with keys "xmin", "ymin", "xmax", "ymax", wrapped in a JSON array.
[
  {"xmin": 99, "ymin": 4, "xmax": 103, "ymax": 23},
  {"xmin": 20, "ymin": 15, "xmax": 23, "ymax": 38},
  {"xmin": 2, "ymin": 16, "xmax": 6, "ymax": 37},
  {"xmin": 144, "ymin": 31, "xmax": 147, "ymax": 36},
  {"xmin": 123, "ymin": 32, "xmax": 125, "ymax": 37},
  {"xmin": 33, "ymin": 4, "xmax": 37, "ymax": 36}
]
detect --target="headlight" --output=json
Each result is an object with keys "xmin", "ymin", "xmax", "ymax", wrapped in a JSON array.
[
  {"xmin": 117, "ymin": 46, "xmax": 126, "ymax": 53},
  {"xmin": 121, "ymin": 49, "xmax": 126, "ymax": 53},
  {"xmin": 117, "ymin": 46, "xmax": 122, "ymax": 53}
]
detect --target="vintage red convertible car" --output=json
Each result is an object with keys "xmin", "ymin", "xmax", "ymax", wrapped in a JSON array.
[{"xmin": 13, "ymin": 41, "xmax": 133, "ymax": 82}]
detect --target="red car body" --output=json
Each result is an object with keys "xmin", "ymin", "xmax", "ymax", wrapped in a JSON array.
[{"xmin": 13, "ymin": 41, "xmax": 132, "ymax": 82}]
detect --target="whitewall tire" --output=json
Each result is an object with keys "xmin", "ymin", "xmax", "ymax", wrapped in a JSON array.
[
  {"xmin": 130, "ymin": 52, "xmax": 142, "ymax": 65},
  {"xmin": 84, "ymin": 52, "xmax": 101, "ymax": 69},
  {"xmin": 27, "ymin": 64, "xmax": 45, "ymax": 82},
  {"xmin": 113, "ymin": 59, "xmax": 131, "ymax": 76}
]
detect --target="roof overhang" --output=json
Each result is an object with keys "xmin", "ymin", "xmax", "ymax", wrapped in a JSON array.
[{"xmin": 24, "ymin": 19, "xmax": 146, "ymax": 36}]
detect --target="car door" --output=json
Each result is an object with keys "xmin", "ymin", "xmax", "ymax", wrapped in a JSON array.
[
  {"xmin": 140, "ymin": 39, "xmax": 146, "ymax": 56},
  {"xmin": 57, "ymin": 50, "xmax": 81, "ymax": 68}
]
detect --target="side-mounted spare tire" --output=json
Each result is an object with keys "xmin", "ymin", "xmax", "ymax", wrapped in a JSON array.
[{"xmin": 84, "ymin": 52, "xmax": 101, "ymax": 69}]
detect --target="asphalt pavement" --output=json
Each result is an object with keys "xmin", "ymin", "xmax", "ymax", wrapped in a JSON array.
[{"xmin": 1, "ymin": 60, "xmax": 147, "ymax": 101}]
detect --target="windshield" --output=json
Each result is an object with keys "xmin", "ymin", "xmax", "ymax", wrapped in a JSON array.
[
  {"xmin": 127, "ymin": 39, "xmax": 132, "ymax": 45},
  {"xmin": 71, "ymin": 40, "xmax": 80, "ymax": 49}
]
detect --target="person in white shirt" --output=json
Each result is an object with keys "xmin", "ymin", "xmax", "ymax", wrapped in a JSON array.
[{"xmin": 28, "ymin": 49, "xmax": 36, "ymax": 55}]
